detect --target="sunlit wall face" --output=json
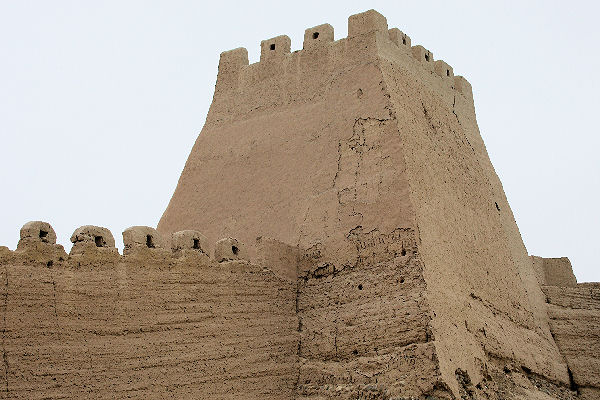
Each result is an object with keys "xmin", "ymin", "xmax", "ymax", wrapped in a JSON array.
[{"xmin": 0, "ymin": 0, "xmax": 598, "ymax": 282}]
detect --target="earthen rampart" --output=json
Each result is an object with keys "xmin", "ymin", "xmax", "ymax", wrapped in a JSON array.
[
  {"xmin": 3, "ymin": 8, "xmax": 599, "ymax": 400},
  {"xmin": 532, "ymin": 257, "xmax": 600, "ymax": 399},
  {"xmin": 2, "ymin": 220, "xmax": 597, "ymax": 399},
  {"xmin": 160, "ymin": 9, "xmax": 571, "ymax": 398},
  {"xmin": 0, "ymin": 221, "xmax": 298, "ymax": 399}
]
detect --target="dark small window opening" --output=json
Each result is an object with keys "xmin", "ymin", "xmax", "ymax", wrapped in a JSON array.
[
  {"xmin": 446, "ymin": 69, "xmax": 450, "ymax": 76},
  {"xmin": 193, "ymin": 238, "xmax": 200, "ymax": 249},
  {"xmin": 401, "ymin": 249, "xmax": 407, "ymax": 256},
  {"xmin": 232, "ymin": 245, "xmax": 239, "ymax": 255},
  {"xmin": 352, "ymin": 349, "xmax": 358, "ymax": 355},
  {"xmin": 270, "ymin": 43, "xmax": 275, "ymax": 50},
  {"xmin": 425, "ymin": 54, "xmax": 430, "ymax": 62},
  {"xmin": 495, "ymin": 202, "xmax": 501, "ymax": 212},
  {"xmin": 313, "ymin": 32, "xmax": 319, "ymax": 39},
  {"xmin": 146, "ymin": 234, "xmax": 155, "ymax": 248},
  {"xmin": 358, "ymin": 284, "xmax": 363, "ymax": 290},
  {"xmin": 46, "ymin": 260, "xmax": 53, "ymax": 267},
  {"xmin": 39, "ymin": 230, "xmax": 48, "ymax": 240},
  {"xmin": 402, "ymin": 38, "xmax": 406, "ymax": 45},
  {"xmin": 94, "ymin": 236, "xmax": 104, "ymax": 247}
]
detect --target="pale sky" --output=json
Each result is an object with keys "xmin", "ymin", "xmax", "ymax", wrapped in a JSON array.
[{"xmin": 1, "ymin": 1, "xmax": 598, "ymax": 282}]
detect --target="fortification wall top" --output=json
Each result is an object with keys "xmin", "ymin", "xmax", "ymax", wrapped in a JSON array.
[
  {"xmin": 3, "ymin": 221, "xmax": 304, "ymax": 281},
  {"xmin": 213, "ymin": 9, "xmax": 472, "ymax": 113},
  {"xmin": 531, "ymin": 255, "xmax": 578, "ymax": 287}
]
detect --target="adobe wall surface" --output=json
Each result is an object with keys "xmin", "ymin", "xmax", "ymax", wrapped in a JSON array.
[
  {"xmin": 543, "ymin": 283, "xmax": 600, "ymax": 398},
  {"xmin": 158, "ymin": 18, "xmax": 416, "ymax": 263},
  {"xmin": 158, "ymin": 9, "xmax": 573, "ymax": 398},
  {"xmin": 1, "ymin": 223, "xmax": 584, "ymax": 400},
  {"xmin": 532, "ymin": 256, "xmax": 578, "ymax": 287},
  {"xmin": 4, "ymin": 9, "xmax": 597, "ymax": 400},
  {"xmin": 377, "ymin": 33, "xmax": 568, "ymax": 391},
  {"xmin": 296, "ymin": 228, "xmax": 447, "ymax": 398},
  {"xmin": 0, "ymin": 238, "xmax": 298, "ymax": 399}
]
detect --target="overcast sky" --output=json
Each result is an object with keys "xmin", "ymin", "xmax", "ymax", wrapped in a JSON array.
[{"xmin": 1, "ymin": 1, "xmax": 598, "ymax": 282}]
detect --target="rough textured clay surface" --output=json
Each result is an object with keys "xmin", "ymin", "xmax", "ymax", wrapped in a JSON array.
[
  {"xmin": 0, "ymin": 238, "xmax": 297, "ymax": 399},
  {"xmin": 1, "ymin": 9, "xmax": 598, "ymax": 400}
]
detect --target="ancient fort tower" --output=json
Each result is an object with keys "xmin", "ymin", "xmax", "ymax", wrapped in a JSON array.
[{"xmin": 1, "ymin": 9, "xmax": 598, "ymax": 400}]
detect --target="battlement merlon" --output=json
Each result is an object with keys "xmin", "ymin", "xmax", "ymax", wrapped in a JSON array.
[
  {"xmin": 303, "ymin": 24, "xmax": 334, "ymax": 50},
  {"xmin": 454, "ymin": 76, "xmax": 473, "ymax": 98},
  {"xmin": 260, "ymin": 35, "xmax": 291, "ymax": 62},
  {"xmin": 348, "ymin": 9, "xmax": 388, "ymax": 38},
  {"xmin": 388, "ymin": 28, "xmax": 411, "ymax": 49},
  {"xmin": 216, "ymin": 47, "xmax": 249, "ymax": 91}
]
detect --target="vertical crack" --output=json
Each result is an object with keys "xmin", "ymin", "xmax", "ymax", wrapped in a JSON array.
[
  {"xmin": 333, "ymin": 141, "xmax": 342, "ymax": 191},
  {"xmin": 50, "ymin": 269, "xmax": 58, "ymax": 320},
  {"xmin": 452, "ymin": 94, "xmax": 461, "ymax": 125},
  {"xmin": 334, "ymin": 327, "xmax": 339, "ymax": 359},
  {"xmin": 294, "ymin": 277, "xmax": 302, "ymax": 394}
]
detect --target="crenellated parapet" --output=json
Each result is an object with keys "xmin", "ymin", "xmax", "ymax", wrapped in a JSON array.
[
  {"xmin": 2, "ymin": 221, "xmax": 257, "ymax": 268},
  {"xmin": 214, "ymin": 9, "xmax": 473, "ymax": 104}
]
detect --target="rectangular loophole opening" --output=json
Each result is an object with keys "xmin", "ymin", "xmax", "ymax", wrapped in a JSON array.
[
  {"xmin": 193, "ymin": 238, "xmax": 200, "ymax": 249},
  {"xmin": 146, "ymin": 235, "xmax": 155, "ymax": 248},
  {"xmin": 39, "ymin": 230, "xmax": 48, "ymax": 240},
  {"xmin": 312, "ymin": 32, "xmax": 319, "ymax": 39},
  {"xmin": 270, "ymin": 43, "xmax": 275, "ymax": 50},
  {"xmin": 94, "ymin": 236, "xmax": 104, "ymax": 247}
]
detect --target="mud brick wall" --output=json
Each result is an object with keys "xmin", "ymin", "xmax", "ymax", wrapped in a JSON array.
[
  {"xmin": 0, "ymin": 260, "xmax": 298, "ymax": 399},
  {"xmin": 295, "ymin": 228, "xmax": 449, "ymax": 399},
  {"xmin": 543, "ymin": 283, "xmax": 600, "ymax": 399}
]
